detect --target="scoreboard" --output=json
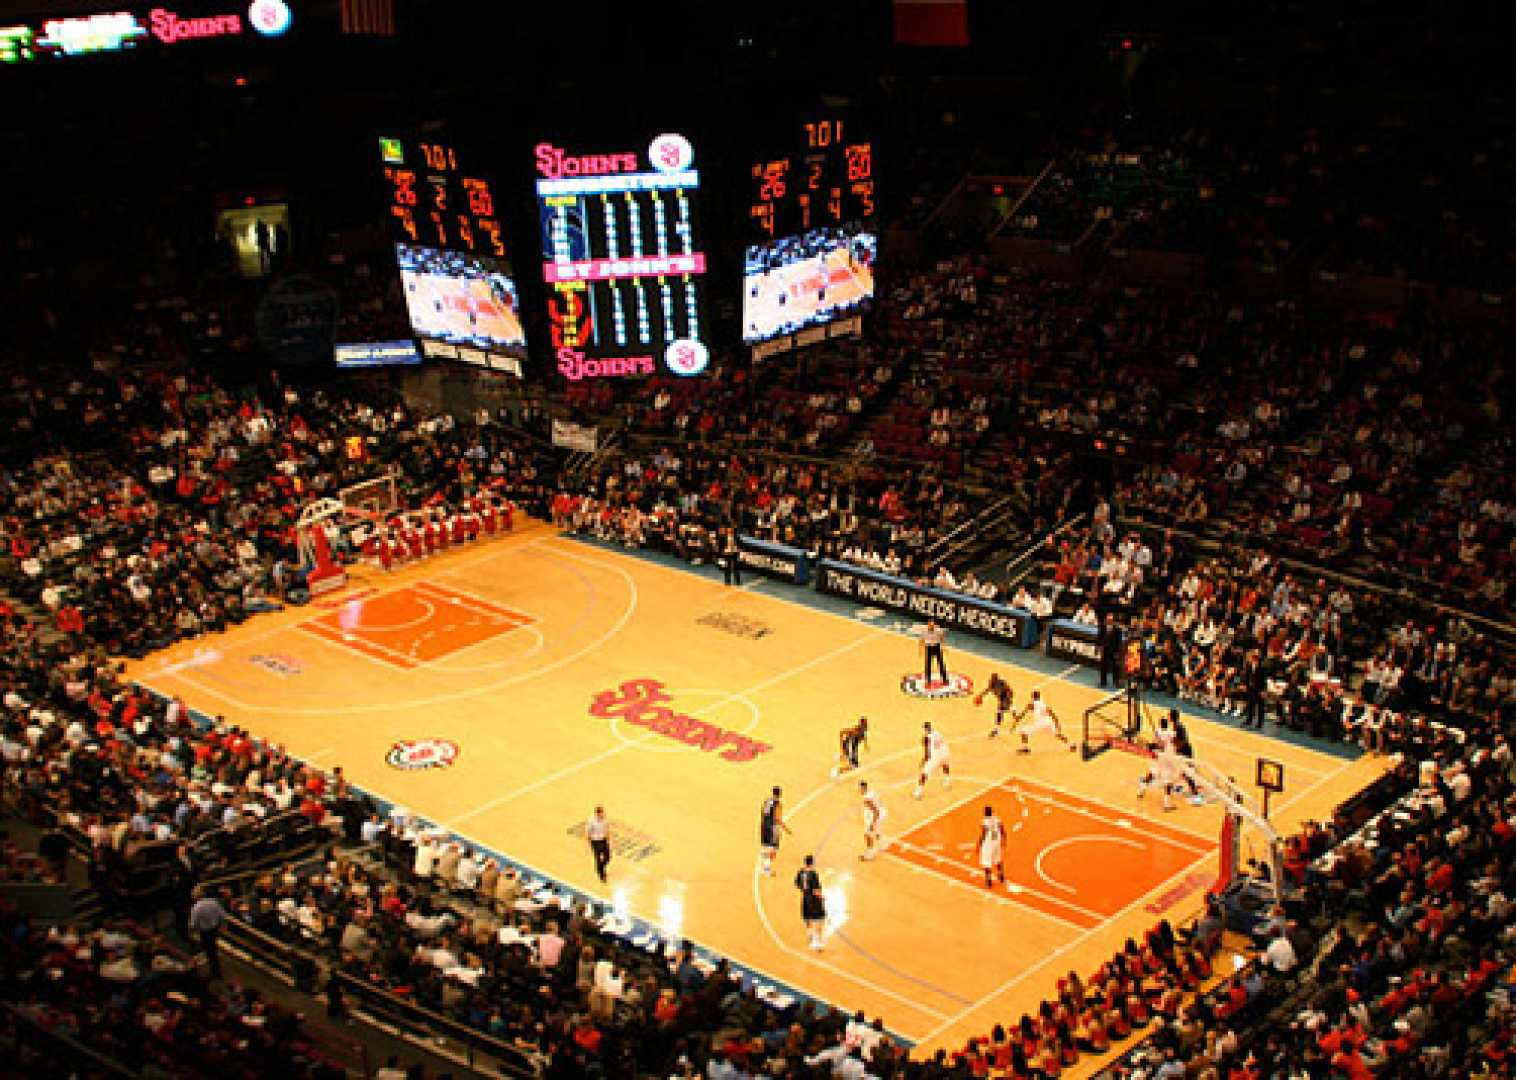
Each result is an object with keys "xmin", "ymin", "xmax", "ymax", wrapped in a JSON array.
[
  {"xmin": 534, "ymin": 133, "xmax": 710, "ymax": 381},
  {"xmin": 379, "ymin": 135, "xmax": 526, "ymax": 372},
  {"xmin": 748, "ymin": 119, "xmax": 875, "ymax": 240},
  {"xmin": 743, "ymin": 118, "xmax": 878, "ymax": 347},
  {"xmin": 381, "ymin": 136, "xmax": 506, "ymax": 258}
]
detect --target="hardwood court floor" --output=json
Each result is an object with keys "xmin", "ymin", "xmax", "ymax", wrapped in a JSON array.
[{"xmin": 128, "ymin": 521, "xmax": 1384, "ymax": 1056}]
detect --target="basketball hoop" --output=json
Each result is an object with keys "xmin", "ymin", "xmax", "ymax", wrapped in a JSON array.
[{"xmin": 296, "ymin": 497, "xmax": 349, "ymax": 596}]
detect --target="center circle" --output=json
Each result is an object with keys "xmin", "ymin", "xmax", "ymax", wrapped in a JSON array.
[{"xmin": 608, "ymin": 687, "xmax": 762, "ymax": 753}]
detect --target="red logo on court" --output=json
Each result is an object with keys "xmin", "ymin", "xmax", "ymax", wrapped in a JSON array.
[
  {"xmin": 588, "ymin": 678, "xmax": 771, "ymax": 764},
  {"xmin": 900, "ymin": 673, "xmax": 973, "ymax": 699},
  {"xmin": 386, "ymin": 738, "xmax": 459, "ymax": 770}
]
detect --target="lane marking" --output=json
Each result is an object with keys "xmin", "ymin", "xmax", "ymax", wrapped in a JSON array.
[
  {"xmin": 1033, "ymin": 834, "xmax": 1147, "ymax": 893},
  {"xmin": 910, "ymin": 749, "xmax": 1362, "ymax": 1049},
  {"xmin": 140, "ymin": 540, "xmax": 640, "ymax": 714}
]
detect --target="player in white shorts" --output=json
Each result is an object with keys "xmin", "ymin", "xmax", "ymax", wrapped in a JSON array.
[
  {"xmin": 978, "ymin": 805, "xmax": 1006, "ymax": 887},
  {"xmin": 1013, "ymin": 690, "xmax": 1076, "ymax": 754},
  {"xmin": 859, "ymin": 781, "xmax": 886, "ymax": 860},
  {"xmin": 1137, "ymin": 714, "xmax": 1197, "ymax": 810},
  {"xmin": 913, "ymin": 722, "xmax": 951, "ymax": 799}
]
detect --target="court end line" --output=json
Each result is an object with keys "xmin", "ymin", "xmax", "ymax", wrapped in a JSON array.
[
  {"xmin": 137, "ymin": 538, "xmax": 642, "ymax": 716},
  {"xmin": 910, "ymin": 745, "xmax": 1363, "ymax": 1050}
]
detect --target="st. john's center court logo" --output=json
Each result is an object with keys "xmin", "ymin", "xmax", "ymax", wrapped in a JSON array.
[
  {"xmin": 386, "ymin": 738, "xmax": 459, "ymax": 770},
  {"xmin": 900, "ymin": 673, "xmax": 974, "ymax": 699}
]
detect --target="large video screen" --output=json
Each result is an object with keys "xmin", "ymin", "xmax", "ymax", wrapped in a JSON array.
[
  {"xmin": 396, "ymin": 243, "xmax": 526, "ymax": 353},
  {"xmin": 743, "ymin": 225, "xmax": 876, "ymax": 343},
  {"xmin": 534, "ymin": 133, "xmax": 710, "ymax": 380}
]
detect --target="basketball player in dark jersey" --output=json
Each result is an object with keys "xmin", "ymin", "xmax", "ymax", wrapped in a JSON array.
[
  {"xmin": 830, "ymin": 717, "xmax": 869, "ymax": 779},
  {"xmin": 795, "ymin": 854, "xmax": 826, "ymax": 950},
  {"xmin": 759, "ymin": 786, "xmax": 789, "ymax": 877},
  {"xmin": 1169, "ymin": 708, "xmax": 1204, "ymax": 803},
  {"xmin": 976, "ymin": 673, "xmax": 1015, "ymax": 738}
]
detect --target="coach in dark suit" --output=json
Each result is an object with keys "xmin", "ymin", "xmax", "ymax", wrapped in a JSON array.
[
  {"xmin": 1099, "ymin": 617, "xmax": 1124, "ymax": 689},
  {"xmin": 1242, "ymin": 655, "xmax": 1267, "ymax": 729}
]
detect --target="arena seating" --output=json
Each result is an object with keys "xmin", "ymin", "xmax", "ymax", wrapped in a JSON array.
[{"xmin": 5, "ymin": 13, "xmax": 1516, "ymax": 1073}]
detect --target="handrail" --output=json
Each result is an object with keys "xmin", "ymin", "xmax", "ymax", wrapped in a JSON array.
[
  {"xmin": 1115, "ymin": 513, "xmax": 1516, "ymax": 645},
  {"xmin": 920, "ymin": 492, "xmax": 1016, "ymax": 564},
  {"xmin": 336, "ymin": 973, "xmax": 541, "ymax": 1078},
  {"xmin": 918, "ymin": 170, "xmax": 971, "ymax": 232},
  {"xmin": 1, "ymin": 1002, "xmax": 137, "ymax": 1078},
  {"xmin": 221, "ymin": 915, "xmax": 539, "ymax": 1078},
  {"xmin": 988, "ymin": 156, "xmax": 1059, "ymax": 240},
  {"xmin": 1003, "ymin": 512, "xmax": 1087, "ymax": 585}
]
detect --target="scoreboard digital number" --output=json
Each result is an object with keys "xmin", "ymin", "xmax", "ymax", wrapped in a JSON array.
[
  {"xmin": 748, "ymin": 119, "xmax": 875, "ymax": 241},
  {"xmin": 380, "ymin": 136, "xmax": 505, "ymax": 258},
  {"xmin": 743, "ymin": 118, "xmax": 878, "ymax": 346},
  {"xmin": 534, "ymin": 132, "xmax": 710, "ymax": 381},
  {"xmin": 378, "ymin": 136, "xmax": 526, "ymax": 370}
]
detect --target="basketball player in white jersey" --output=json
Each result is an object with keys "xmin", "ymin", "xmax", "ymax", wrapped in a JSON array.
[
  {"xmin": 978, "ymin": 805, "xmax": 1006, "ymax": 887},
  {"xmin": 913, "ymin": 721, "xmax": 951, "ymax": 799},
  {"xmin": 859, "ymin": 780, "xmax": 885, "ymax": 860},
  {"xmin": 1137, "ymin": 714, "xmax": 1185, "ymax": 811},
  {"xmin": 1013, "ymin": 690, "xmax": 1076, "ymax": 754}
]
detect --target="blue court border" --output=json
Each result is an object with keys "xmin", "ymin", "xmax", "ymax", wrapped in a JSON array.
[{"xmin": 561, "ymin": 531, "xmax": 1362, "ymax": 763}]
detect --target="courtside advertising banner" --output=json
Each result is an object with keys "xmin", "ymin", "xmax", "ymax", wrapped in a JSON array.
[
  {"xmin": 815, "ymin": 560, "xmax": 1036, "ymax": 647},
  {"xmin": 1044, "ymin": 619, "xmax": 1106, "ymax": 667},
  {"xmin": 736, "ymin": 535, "xmax": 811, "ymax": 585}
]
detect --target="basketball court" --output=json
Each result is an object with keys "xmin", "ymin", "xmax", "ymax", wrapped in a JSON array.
[{"xmin": 128, "ymin": 522, "xmax": 1382, "ymax": 1059}]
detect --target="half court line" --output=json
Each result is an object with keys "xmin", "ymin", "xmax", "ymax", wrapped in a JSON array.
[{"xmin": 443, "ymin": 630, "xmax": 880, "ymax": 829}]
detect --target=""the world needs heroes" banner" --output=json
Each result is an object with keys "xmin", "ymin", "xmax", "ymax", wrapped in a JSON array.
[{"xmin": 814, "ymin": 560, "xmax": 1036, "ymax": 648}]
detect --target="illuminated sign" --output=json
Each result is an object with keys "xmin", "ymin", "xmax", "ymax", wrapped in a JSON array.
[
  {"xmin": 534, "ymin": 132, "xmax": 709, "ymax": 377},
  {"xmin": 7, "ymin": 1, "xmax": 289, "ymax": 61},
  {"xmin": 37, "ymin": 12, "xmax": 148, "ymax": 56},
  {"xmin": 419, "ymin": 340, "xmax": 524, "ymax": 377},
  {"xmin": 150, "ymin": 9, "xmax": 242, "ymax": 44},
  {"xmin": 0, "ymin": 25, "xmax": 34, "ymax": 63},
  {"xmin": 533, "ymin": 143, "xmax": 640, "ymax": 181},
  {"xmin": 247, "ymin": 0, "xmax": 291, "ymax": 37},
  {"xmin": 334, "ymin": 340, "xmax": 422, "ymax": 368},
  {"xmin": 556, "ymin": 347, "xmax": 656, "ymax": 381}
]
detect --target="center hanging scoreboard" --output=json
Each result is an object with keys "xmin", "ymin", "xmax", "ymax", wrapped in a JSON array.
[
  {"xmin": 748, "ymin": 119, "xmax": 876, "ymax": 241},
  {"xmin": 379, "ymin": 135, "xmax": 527, "ymax": 371},
  {"xmin": 533, "ymin": 132, "xmax": 710, "ymax": 381},
  {"xmin": 743, "ymin": 118, "xmax": 878, "ymax": 347},
  {"xmin": 380, "ymin": 136, "xmax": 506, "ymax": 258}
]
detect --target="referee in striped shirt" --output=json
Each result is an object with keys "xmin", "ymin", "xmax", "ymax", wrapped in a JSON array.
[{"xmin": 922, "ymin": 619, "xmax": 949, "ymax": 685}]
